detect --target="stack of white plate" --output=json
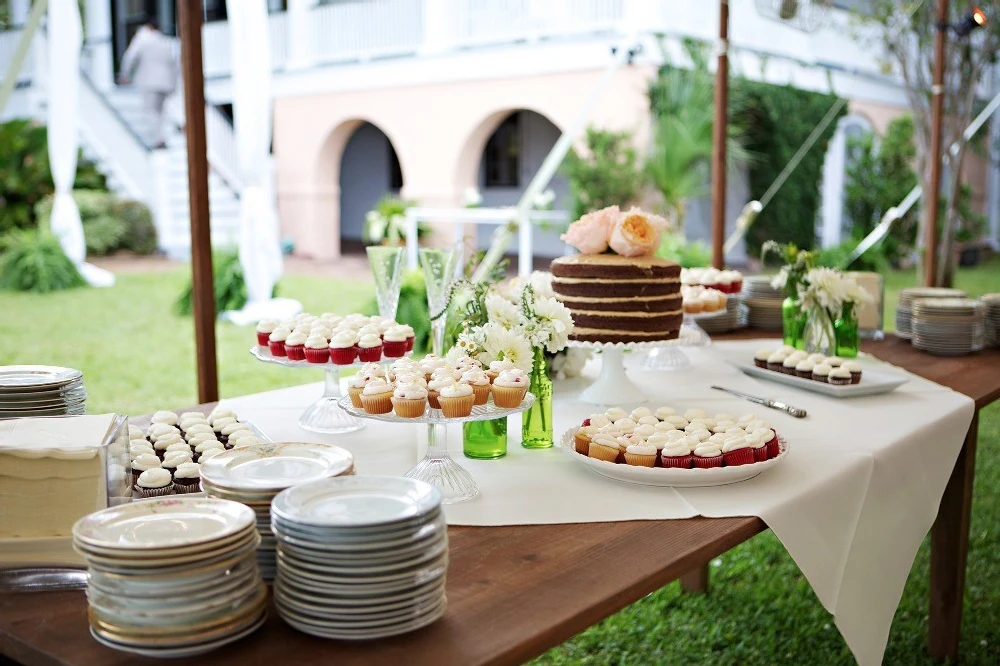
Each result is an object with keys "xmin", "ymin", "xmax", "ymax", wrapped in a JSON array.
[
  {"xmin": 894, "ymin": 287, "xmax": 966, "ymax": 340},
  {"xmin": 200, "ymin": 442, "xmax": 355, "ymax": 581},
  {"xmin": 982, "ymin": 294, "xmax": 1000, "ymax": 346},
  {"xmin": 0, "ymin": 365, "xmax": 86, "ymax": 418},
  {"xmin": 699, "ymin": 296, "xmax": 749, "ymax": 334},
  {"xmin": 72, "ymin": 497, "xmax": 266, "ymax": 658},
  {"xmin": 741, "ymin": 276, "xmax": 784, "ymax": 331},
  {"xmin": 911, "ymin": 298, "xmax": 985, "ymax": 356},
  {"xmin": 271, "ymin": 476, "xmax": 448, "ymax": 640}
]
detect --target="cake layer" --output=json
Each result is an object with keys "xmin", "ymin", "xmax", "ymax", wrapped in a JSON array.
[
  {"xmin": 552, "ymin": 278, "xmax": 680, "ymax": 299},
  {"xmin": 569, "ymin": 310, "xmax": 683, "ymax": 333},
  {"xmin": 558, "ymin": 293, "xmax": 682, "ymax": 313},
  {"xmin": 570, "ymin": 328, "xmax": 681, "ymax": 344},
  {"xmin": 551, "ymin": 254, "xmax": 681, "ymax": 280}
]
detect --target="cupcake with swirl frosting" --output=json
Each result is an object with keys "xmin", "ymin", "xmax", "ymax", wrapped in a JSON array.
[
  {"xmin": 382, "ymin": 326, "xmax": 410, "ymax": 358},
  {"xmin": 692, "ymin": 441, "xmax": 724, "ymax": 468},
  {"xmin": 329, "ymin": 331, "xmax": 359, "ymax": 365},
  {"xmin": 172, "ymin": 462, "xmax": 202, "ymax": 493},
  {"xmin": 136, "ymin": 468, "xmax": 174, "ymax": 498},
  {"xmin": 461, "ymin": 368, "xmax": 491, "ymax": 405},
  {"xmin": 357, "ymin": 333, "xmax": 384, "ymax": 363},
  {"xmin": 391, "ymin": 382, "xmax": 428, "ymax": 418},
  {"xmin": 487, "ymin": 359, "xmax": 516, "ymax": 383},
  {"xmin": 438, "ymin": 382, "xmax": 475, "ymax": 418},
  {"xmin": 360, "ymin": 378, "xmax": 394, "ymax": 414},
  {"xmin": 491, "ymin": 369, "xmax": 529, "ymax": 408},
  {"xmin": 304, "ymin": 333, "xmax": 331, "ymax": 364}
]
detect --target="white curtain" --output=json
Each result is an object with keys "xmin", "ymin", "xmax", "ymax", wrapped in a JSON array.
[
  {"xmin": 47, "ymin": 0, "xmax": 114, "ymax": 287},
  {"xmin": 225, "ymin": 0, "xmax": 292, "ymax": 323}
]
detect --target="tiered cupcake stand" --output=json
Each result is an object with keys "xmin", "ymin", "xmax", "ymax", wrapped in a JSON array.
[
  {"xmin": 337, "ymin": 394, "xmax": 535, "ymax": 504},
  {"xmin": 249, "ymin": 347, "xmax": 403, "ymax": 435}
]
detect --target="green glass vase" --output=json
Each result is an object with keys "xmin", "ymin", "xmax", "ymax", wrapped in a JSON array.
[
  {"xmin": 462, "ymin": 417, "xmax": 507, "ymax": 460},
  {"xmin": 781, "ymin": 284, "xmax": 807, "ymax": 349},
  {"xmin": 521, "ymin": 347, "xmax": 553, "ymax": 449},
  {"xmin": 835, "ymin": 302, "xmax": 860, "ymax": 358}
]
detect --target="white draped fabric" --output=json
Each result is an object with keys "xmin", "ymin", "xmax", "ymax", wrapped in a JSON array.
[
  {"xmin": 46, "ymin": 0, "xmax": 114, "ymax": 288},
  {"xmin": 223, "ymin": 0, "xmax": 296, "ymax": 324}
]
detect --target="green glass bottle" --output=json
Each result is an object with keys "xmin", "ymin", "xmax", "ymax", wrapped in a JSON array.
[
  {"xmin": 781, "ymin": 282, "xmax": 806, "ymax": 349},
  {"xmin": 521, "ymin": 347, "xmax": 553, "ymax": 449},
  {"xmin": 462, "ymin": 417, "xmax": 508, "ymax": 460},
  {"xmin": 835, "ymin": 302, "xmax": 860, "ymax": 358}
]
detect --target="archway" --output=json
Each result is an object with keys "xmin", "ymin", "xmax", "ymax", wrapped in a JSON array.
[
  {"xmin": 339, "ymin": 122, "xmax": 404, "ymax": 252},
  {"xmin": 820, "ymin": 114, "xmax": 874, "ymax": 249},
  {"xmin": 471, "ymin": 109, "xmax": 568, "ymax": 257}
]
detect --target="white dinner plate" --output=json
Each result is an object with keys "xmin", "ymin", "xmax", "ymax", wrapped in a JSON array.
[
  {"xmin": 277, "ymin": 600, "xmax": 445, "ymax": 640},
  {"xmin": 277, "ymin": 550, "xmax": 448, "ymax": 586},
  {"xmin": 88, "ymin": 609, "xmax": 266, "ymax": 658},
  {"xmin": 559, "ymin": 428, "xmax": 789, "ymax": 488},
  {"xmin": 735, "ymin": 362, "xmax": 908, "ymax": 398},
  {"xmin": 0, "ymin": 365, "xmax": 82, "ymax": 390},
  {"xmin": 276, "ymin": 575, "xmax": 446, "ymax": 608},
  {"xmin": 277, "ymin": 564, "xmax": 446, "ymax": 598},
  {"xmin": 74, "ymin": 531, "xmax": 260, "ymax": 570},
  {"xmin": 270, "ymin": 512, "xmax": 443, "ymax": 546},
  {"xmin": 87, "ymin": 555, "xmax": 259, "ymax": 595},
  {"xmin": 200, "ymin": 442, "xmax": 354, "ymax": 492},
  {"xmin": 279, "ymin": 538, "xmax": 448, "ymax": 573},
  {"xmin": 74, "ymin": 523, "xmax": 256, "ymax": 559},
  {"xmin": 274, "ymin": 588, "xmax": 445, "ymax": 627},
  {"xmin": 73, "ymin": 497, "xmax": 255, "ymax": 550},
  {"xmin": 271, "ymin": 476, "xmax": 440, "ymax": 528}
]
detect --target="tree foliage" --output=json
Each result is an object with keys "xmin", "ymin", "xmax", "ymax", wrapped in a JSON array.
[{"xmin": 562, "ymin": 128, "xmax": 642, "ymax": 220}]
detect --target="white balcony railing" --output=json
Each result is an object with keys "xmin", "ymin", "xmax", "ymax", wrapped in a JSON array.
[
  {"xmin": 311, "ymin": 0, "xmax": 423, "ymax": 64},
  {"xmin": 450, "ymin": 0, "xmax": 623, "ymax": 48}
]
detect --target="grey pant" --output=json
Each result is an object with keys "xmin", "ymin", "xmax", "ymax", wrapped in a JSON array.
[{"xmin": 142, "ymin": 90, "xmax": 168, "ymax": 146}]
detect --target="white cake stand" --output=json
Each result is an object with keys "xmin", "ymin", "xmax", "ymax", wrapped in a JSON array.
[
  {"xmin": 641, "ymin": 311, "xmax": 726, "ymax": 372},
  {"xmin": 337, "ymin": 394, "xmax": 535, "ymax": 504},
  {"xmin": 249, "ymin": 346, "xmax": 406, "ymax": 435},
  {"xmin": 569, "ymin": 328, "xmax": 702, "ymax": 405}
]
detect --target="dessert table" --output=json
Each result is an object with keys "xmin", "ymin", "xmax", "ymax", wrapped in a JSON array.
[{"xmin": 1, "ymin": 337, "xmax": 998, "ymax": 666}]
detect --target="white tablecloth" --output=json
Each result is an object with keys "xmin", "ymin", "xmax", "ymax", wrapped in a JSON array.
[{"xmin": 225, "ymin": 339, "xmax": 974, "ymax": 666}]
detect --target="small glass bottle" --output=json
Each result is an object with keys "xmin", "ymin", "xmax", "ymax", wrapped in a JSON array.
[{"xmin": 462, "ymin": 418, "xmax": 508, "ymax": 460}]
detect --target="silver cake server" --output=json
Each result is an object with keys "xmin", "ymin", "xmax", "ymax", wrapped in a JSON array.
[
  {"xmin": 711, "ymin": 386, "xmax": 808, "ymax": 418},
  {"xmin": 0, "ymin": 567, "xmax": 88, "ymax": 592}
]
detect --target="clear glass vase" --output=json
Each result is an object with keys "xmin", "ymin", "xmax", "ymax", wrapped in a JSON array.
[
  {"xmin": 802, "ymin": 306, "xmax": 837, "ymax": 356},
  {"xmin": 463, "ymin": 417, "xmax": 507, "ymax": 459},
  {"xmin": 835, "ymin": 302, "xmax": 860, "ymax": 358},
  {"xmin": 521, "ymin": 347, "xmax": 553, "ymax": 449}
]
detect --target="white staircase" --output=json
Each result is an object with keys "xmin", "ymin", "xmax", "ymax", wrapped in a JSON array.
[{"xmin": 91, "ymin": 86, "xmax": 242, "ymax": 259}]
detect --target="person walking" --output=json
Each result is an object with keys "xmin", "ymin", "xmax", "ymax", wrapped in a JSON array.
[{"xmin": 119, "ymin": 21, "xmax": 178, "ymax": 149}]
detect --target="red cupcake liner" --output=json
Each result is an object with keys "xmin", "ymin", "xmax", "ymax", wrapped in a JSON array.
[
  {"xmin": 268, "ymin": 340, "xmax": 287, "ymax": 357},
  {"xmin": 662, "ymin": 454, "xmax": 693, "ymax": 469},
  {"xmin": 382, "ymin": 340, "xmax": 407, "ymax": 358},
  {"xmin": 753, "ymin": 446, "xmax": 769, "ymax": 462},
  {"xmin": 693, "ymin": 454, "xmax": 724, "ymax": 469},
  {"xmin": 256, "ymin": 331, "xmax": 269, "ymax": 346},
  {"xmin": 723, "ymin": 448, "xmax": 755, "ymax": 467},
  {"xmin": 405, "ymin": 336, "xmax": 415, "ymax": 352},
  {"xmin": 330, "ymin": 346, "xmax": 358, "ymax": 365},
  {"xmin": 304, "ymin": 347, "xmax": 330, "ymax": 364},
  {"xmin": 731, "ymin": 279, "xmax": 743, "ymax": 294},
  {"xmin": 285, "ymin": 344, "xmax": 306, "ymax": 361},
  {"xmin": 358, "ymin": 345, "xmax": 383, "ymax": 362},
  {"xmin": 765, "ymin": 438, "xmax": 780, "ymax": 460}
]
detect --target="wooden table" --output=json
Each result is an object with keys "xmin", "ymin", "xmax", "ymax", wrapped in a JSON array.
[{"xmin": 2, "ymin": 336, "xmax": 998, "ymax": 665}]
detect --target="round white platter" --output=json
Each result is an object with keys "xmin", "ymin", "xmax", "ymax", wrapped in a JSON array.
[
  {"xmin": 558, "ymin": 428, "xmax": 789, "ymax": 488},
  {"xmin": 199, "ymin": 442, "xmax": 355, "ymax": 492}
]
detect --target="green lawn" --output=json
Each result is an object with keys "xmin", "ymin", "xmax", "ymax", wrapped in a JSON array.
[{"xmin": 1, "ymin": 258, "xmax": 998, "ymax": 664}]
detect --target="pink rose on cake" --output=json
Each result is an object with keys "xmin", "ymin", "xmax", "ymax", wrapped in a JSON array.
[
  {"xmin": 608, "ymin": 208, "xmax": 662, "ymax": 257},
  {"xmin": 561, "ymin": 205, "xmax": 620, "ymax": 254}
]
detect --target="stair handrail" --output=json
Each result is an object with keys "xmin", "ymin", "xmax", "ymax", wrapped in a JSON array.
[{"xmin": 205, "ymin": 103, "xmax": 243, "ymax": 196}]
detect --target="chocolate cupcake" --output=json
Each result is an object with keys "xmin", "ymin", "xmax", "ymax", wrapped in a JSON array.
[
  {"xmin": 172, "ymin": 462, "xmax": 202, "ymax": 494},
  {"xmin": 842, "ymin": 360, "xmax": 862, "ymax": 384},
  {"xmin": 753, "ymin": 349, "xmax": 770, "ymax": 368},
  {"xmin": 136, "ymin": 468, "xmax": 173, "ymax": 498},
  {"xmin": 131, "ymin": 454, "xmax": 162, "ymax": 485},
  {"xmin": 812, "ymin": 362, "xmax": 833, "ymax": 383},
  {"xmin": 794, "ymin": 359, "xmax": 815, "ymax": 379},
  {"xmin": 766, "ymin": 351, "xmax": 787, "ymax": 373},
  {"xmin": 828, "ymin": 366, "xmax": 852, "ymax": 386},
  {"xmin": 781, "ymin": 356, "xmax": 799, "ymax": 375}
]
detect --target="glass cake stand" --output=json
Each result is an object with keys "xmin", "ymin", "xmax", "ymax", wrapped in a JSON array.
[
  {"xmin": 568, "ymin": 328, "xmax": 702, "ymax": 405},
  {"xmin": 337, "ymin": 394, "xmax": 536, "ymax": 504},
  {"xmin": 249, "ymin": 346, "xmax": 405, "ymax": 435},
  {"xmin": 641, "ymin": 310, "xmax": 724, "ymax": 372}
]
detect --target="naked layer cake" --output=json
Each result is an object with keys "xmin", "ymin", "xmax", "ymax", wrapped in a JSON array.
[{"xmin": 553, "ymin": 206, "xmax": 682, "ymax": 344}]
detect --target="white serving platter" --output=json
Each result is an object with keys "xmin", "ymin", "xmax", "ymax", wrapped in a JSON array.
[
  {"xmin": 558, "ymin": 428, "xmax": 788, "ymax": 488},
  {"xmin": 734, "ymin": 362, "xmax": 909, "ymax": 398}
]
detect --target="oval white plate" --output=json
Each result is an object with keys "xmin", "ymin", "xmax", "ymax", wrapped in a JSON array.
[
  {"xmin": 72, "ymin": 497, "xmax": 255, "ymax": 550},
  {"xmin": 0, "ymin": 365, "xmax": 82, "ymax": 390},
  {"xmin": 271, "ymin": 476, "xmax": 440, "ymax": 528},
  {"xmin": 559, "ymin": 428, "xmax": 789, "ymax": 488},
  {"xmin": 200, "ymin": 442, "xmax": 354, "ymax": 492}
]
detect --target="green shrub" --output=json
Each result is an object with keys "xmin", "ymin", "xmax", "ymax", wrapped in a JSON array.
[
  {"xmin": 816, "ymin": 239, "xmax": 890, "ymax": 273},
  {"xmin": 113, "ymin": 200, "xmax": 158, "ymax": 254},
  {"xmin": 731, "ymin": 83, "xmax": 846, "ymax": 257},
  {"xmin": 175, "ymin": 249, "xmax": 277, "ymax": 316},
  {"xmin": 657, "ymin": 233, "xmax": 712, "ymax": 268},
  {"xmin": 34, "ymin": 190, "xmax": 126, "ymax": 256},
  {"xmin": 362, "ymin": 196, "xmax": 427, "ymax": 246},
  {"xmin": 0, "ymin": 119, "xmax": 107, "ymax": 235},
  {"xmin": 0, "ymin": 230, "xmax": 85, "ymax": 293},
  {"xmin": 562, "ymin": 127, "xmax": 643, "ymax": 220}
]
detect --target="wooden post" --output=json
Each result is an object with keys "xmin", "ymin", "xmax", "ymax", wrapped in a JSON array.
[
  {"xmin": 711, "ymin": 0, "xmax": 729, "ymax": 270},
  {"xmin": 924, "ymin": 0, "xmax": 948, "ymax": 287},
  {"xmin": 176, "ymin": 0, "xmax": 219, "ymax": 403}
]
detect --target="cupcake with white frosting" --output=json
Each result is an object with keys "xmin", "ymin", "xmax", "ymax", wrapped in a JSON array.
[
  {"xmin": 438, "ymin": 382, "xmax": 475, "ymax": 418},
  {"xmin": 360, "ymin": 378, "xmax": 394, "ymax": 414},
  {"xmin": 357, "ymin": 333, "xmax": 384, "ymax": 363},
  {"xmin": 461, "ymin": 368, "xmax": 491, "ymax": 405},
  {"xmin": 256, "ymin": 319, "xmax": 277, "ymax": 346},
  {"xmin": 491, "ymin": 369, "xmax": 529, "ymax": 408},
  {"xmin": 721, "ymin": 435, "xmax": 754, "ymax": 466},
  {"xmin": 391, "ymin": 382, "xmax": 428, "ymax": 418},
  {"xmin": 624, "ymin": 442, "xmax": 656, "ymax": 467},
  {"xmin": 660, "ymin": 436, "xmax": 694, "ymax": 469},
  {"xmin": 486, "ymin": 359, "xmax": 516, "ymax": 383},
  {"xmin": 329, "ymin": 331, "xmax": 359, "ymax": 365},
  {"xmin": 304, "ymin": 333, "xmax": 331, "ymax": 364},
  {"xmin": 268, "ymin": 325, "xmax": 291, "ymax": 357},
  {"xmin": 136, "ymin": 468, "xmax": 173, "ymax": 498},
  {"xmin": 382, "ymin": 326, "xmax": 410, "ymax": 358},
  {"xmin": 692, "ymin": 441, "xmax": 724, "ymax": 468},
  {"xmin": 172, "ymin": 462, "xmax": 202, "ymax": 494}
]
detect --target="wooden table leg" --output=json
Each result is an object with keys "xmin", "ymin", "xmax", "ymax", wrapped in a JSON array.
[
  {"xmin": 929, "ymin": 411, "xmax": 979, "ymax": 660},
  {"xmin": 680, "ymin": 564, "xmax": 709, "ymax": 593}
]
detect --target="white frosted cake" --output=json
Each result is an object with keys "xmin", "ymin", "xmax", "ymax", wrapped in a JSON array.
[{"xmin": 0, "ymin": 414, "xmax": 128, "ymax": 565}]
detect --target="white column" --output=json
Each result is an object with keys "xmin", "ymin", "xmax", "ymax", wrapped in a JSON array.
[
  {"xmin": 84, "ymin": 0, "xmax": 114, "ymax": 90},
  {"xmin": 420, "ymin": 0, "xmax": 455, "ymax": 55},
  {"xmin": 10, "ymin": 0, "xmax": 30, "ymax": 26},
  {"xmin": 285, "ymin": 0, "xmax": 316, "ymax": 70},
  {"xmin": 820, "ymin": 119, "xmax": 848, "ymax": 249}
]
